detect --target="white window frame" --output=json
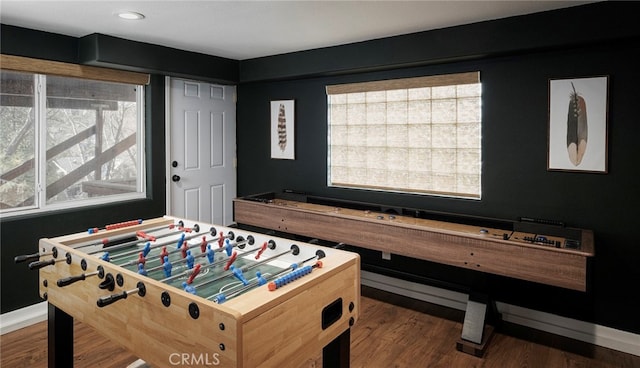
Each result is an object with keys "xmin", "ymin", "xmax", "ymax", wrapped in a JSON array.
[{"xmin": 0, "ymin": 56, "xmax": 149, "ymax": 218}]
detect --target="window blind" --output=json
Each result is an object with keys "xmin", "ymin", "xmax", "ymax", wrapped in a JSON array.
[{"xmin": 1, "ymin": 54, "xmax": 150, "ymax": 85}]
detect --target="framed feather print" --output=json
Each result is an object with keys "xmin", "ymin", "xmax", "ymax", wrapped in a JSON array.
[
  {"xmin": 548, "ymin": 76, "xmax": 609, "ymax": 173},
  {"xmin": 270, "ymin": 100, "xmax": 295, "ymax": 160}
]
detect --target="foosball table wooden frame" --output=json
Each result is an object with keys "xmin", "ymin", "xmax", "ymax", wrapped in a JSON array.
[{"xmin": 28, "ymin": 216, "xmax": 360, "ymax": 368}]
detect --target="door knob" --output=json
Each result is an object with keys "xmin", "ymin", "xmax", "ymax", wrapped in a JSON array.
[{"xmin": 172, "ymin": 175, "xmax": 180, "ymax": 182}]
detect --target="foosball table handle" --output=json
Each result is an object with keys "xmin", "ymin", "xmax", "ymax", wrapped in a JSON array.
[
  {"xmin": 97, "ymin": 282, "xmax": 146, "ymax": 308},
  {"xmin": 57, "ymin": 268, "xmax": 103, "ymax": 287},
  {"xmin": 14, "ymin": 252, "xmax": 42, "ymax": 263},
  {"xmin": 97, "ymin": 291, "xmax": 129, "ymax": 307},
  {"xmin": 28, "ymin": 259, "xmax": 56, "ymax": 270},
  {"xmin": 15, "ymin": 248, "xmax": 58, "ymax": 264},
  {"xmin": 57, "ymin": 274, "xmax": 87, "ymax": 287}
]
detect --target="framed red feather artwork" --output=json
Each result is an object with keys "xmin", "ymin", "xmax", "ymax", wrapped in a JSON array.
[
  {"xmin": 270, "ymin": 99, "xmax": 295, "ymax": 160},
  {"xmin": 548, "ymin": 76, "xmax": 609, "ymax": 173}
]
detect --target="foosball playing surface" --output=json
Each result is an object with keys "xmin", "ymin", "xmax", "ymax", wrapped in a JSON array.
[{"xmin": 80, "ymin": 219, "xmax": 325, "ymax": 305}]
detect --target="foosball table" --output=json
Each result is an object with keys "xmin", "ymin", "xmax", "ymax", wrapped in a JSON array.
[{"xmin": 16, "ymin": 216, "xmax": 361, "ymax": 368}]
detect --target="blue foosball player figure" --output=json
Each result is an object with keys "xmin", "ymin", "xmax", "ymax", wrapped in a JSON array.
[
  {"xmin": 162, "ymin": 256, "xmax": 172, "ymax": 277},
  {"xmin": 186, "ymin": 250, "xmax": 195, "ymax": 269},
  {"xmin": 182, "ymin": 281, "xmax": 196, "ymax": 294},
  {"xmin": 206, "ymin": 244, "xmax": 215, "ymax": 263}
]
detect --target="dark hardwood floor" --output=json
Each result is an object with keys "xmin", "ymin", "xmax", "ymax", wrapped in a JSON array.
[{"xmin": 1, "ymin": 286, "xmax": 638, "ymax": 368}]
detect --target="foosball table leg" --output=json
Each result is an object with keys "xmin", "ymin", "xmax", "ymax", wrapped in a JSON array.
[
  {"xmin": 322, "ymin": 328, "xmax": 350, "ymax": 368},
  {"xmin": 48, "ymin": 303, "xmax": 74, "ymax": 368}
]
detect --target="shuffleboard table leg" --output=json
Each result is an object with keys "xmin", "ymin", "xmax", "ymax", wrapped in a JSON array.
[
  {"xmin": 322, "ymin": 328, "xmax": 350, "ymax": 368},
  {"xmin": 48, "ymin": 303, "xmax": 74, "ymax": 367}
]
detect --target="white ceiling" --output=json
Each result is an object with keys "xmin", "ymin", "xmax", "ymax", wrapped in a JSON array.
[{"xmin": 1, "ymin": 1, "xmax": 596, "ymax": 60}]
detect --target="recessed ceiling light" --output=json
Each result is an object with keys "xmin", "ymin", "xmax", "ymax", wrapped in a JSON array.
[{"xmin": 117, "ymin": 11, "xmax": 145, "ymax": 20}]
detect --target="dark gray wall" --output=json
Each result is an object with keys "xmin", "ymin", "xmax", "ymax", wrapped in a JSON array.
[{"xmin": 236, "ymin": 2, "xmax": 640, "ymax": 335}]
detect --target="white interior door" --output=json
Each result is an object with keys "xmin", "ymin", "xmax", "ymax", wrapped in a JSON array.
[{"xmin": 167, "ymin": 77, "xmax": 236, "ymax": 225}]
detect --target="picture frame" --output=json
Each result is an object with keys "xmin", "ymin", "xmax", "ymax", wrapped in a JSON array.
[
  {"xmin": 547, "ymin": 76, "xmax": 609, "ymax": 173},
  {"xmin": 270, "ymin": 100, "xmax": 295, "ymax": 160}
]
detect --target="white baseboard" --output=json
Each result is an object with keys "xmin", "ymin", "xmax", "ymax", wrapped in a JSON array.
[
  {"xmin": 361, "ymin": 270, "xmax": 640, "ymax": 357},
  {"xmin": 0, "ymin": 301, "xmax": 47, "ymax": 335},
  {"xmin": 361, "ymin": 270, "xmax": 469, "ymax": 311},
  {"xmin": 3, "ymin": 273, "xmax": 639, "ymax": 357}
]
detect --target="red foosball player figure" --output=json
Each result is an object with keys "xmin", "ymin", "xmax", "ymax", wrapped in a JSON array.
[{"xmin": 159, "ymin": 246, "xmax": 169, "ymax": 264}]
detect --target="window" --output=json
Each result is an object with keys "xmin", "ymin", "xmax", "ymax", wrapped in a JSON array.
[
  {"xmin": 327, "ymin": 71, "xmax": 481, "ymax": 199},
  {"xmin": 1, "ymin": 56, "xmax": 149, "ymax": 216}
]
